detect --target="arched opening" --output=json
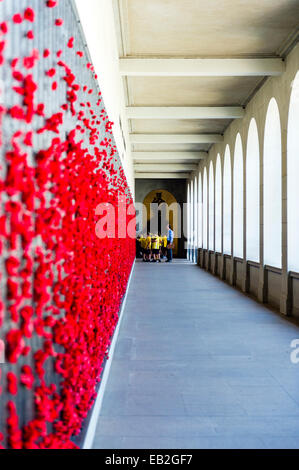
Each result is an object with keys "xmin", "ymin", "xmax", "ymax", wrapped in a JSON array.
[
  {"xmin": 209, "ymin": 161, "xmax": 215, "ymax": 251},
  {"xmin": 246, "ymin": 119, "xmax": 260, "ymax": 263},
  {"xmin": 203, "ymin": 167, "xmax": 208, "ymax": 249},
  {"xmin": 233, "ymin": 134, "xmax": 244, "ymax": 258},
  {"xmin": 194, "ymin": 176, "xmax": 198, "ymax": 261},
  {"xmin": 288, "ymin": 72, "xmax": 299, "ymax": 272},
  {"xmin": 223, "ymin": 145, "xmax": 232, "ymax": 255},
  {"xmin": 143, "ymin": 189, "xmax": 179, "ymax": 257},
  {"xmin": 264, "ymin": 98, "xmax": 282, "ymax": 268},
  {"xmin": 215, "ymin": 154, "xmax": 222, "ymax": 253},
  {"xmin": 198, "ymin": 172, "xmax": 203, "ymax": 249},
  {"xmin": 187, "ymin": 183, "xmax": 190, "ymax": 257},
  {"xmin": 191, "ymin": 179, "xmax": 194, "ymax": 254}
]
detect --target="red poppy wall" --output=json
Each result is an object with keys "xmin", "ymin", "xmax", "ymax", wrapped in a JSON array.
[{"xmin": 0, "ymin": 0, "xmax": 136, "ymax": 449}]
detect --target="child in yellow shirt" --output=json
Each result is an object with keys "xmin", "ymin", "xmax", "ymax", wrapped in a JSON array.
[
  {"xmin": 145, "ymin": 232, "xmax": 152, "ymax": 262},
  {"xmin": 151, "ymin": 234, "xmax": 160, "ymax": 263},
  {"xmin": 140, "ymin": 234, "xmax": 147, "ymax": 262}
]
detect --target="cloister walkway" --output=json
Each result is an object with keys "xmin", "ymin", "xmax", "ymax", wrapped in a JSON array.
[{"xmin": 92, "ymin": 260, "xmax": 299, "ymax": 449}]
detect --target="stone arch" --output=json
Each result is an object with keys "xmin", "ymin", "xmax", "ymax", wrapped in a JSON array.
[{"xmin": 143, "ymin": 189, "xmax": 179, "ymax": 256}]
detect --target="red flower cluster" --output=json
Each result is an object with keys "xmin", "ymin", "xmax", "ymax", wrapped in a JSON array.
[{"xmin": 0, "ymin": 1, "xmax": 135, "ymax": 449}]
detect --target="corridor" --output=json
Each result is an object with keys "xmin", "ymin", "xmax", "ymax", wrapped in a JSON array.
[
  {"xmin": 93, "ymin": 261, "xmax": 299, "ymax": 449},
  {"xmin": 1, "ymin": 0, "xmax": 299, "ymax": 451}
]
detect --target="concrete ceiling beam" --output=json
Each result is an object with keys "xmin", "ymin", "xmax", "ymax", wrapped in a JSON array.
[
  {"xmin": 130, "ymin": 134, "xmax": 223, "ymax": 144},
  {"xmin": 126, "ymin": 106, "xmax": 245, "ymax": 119},
  {"xmin": 120, "ymin": 58, "xmax": 285, "ymax": 77}
]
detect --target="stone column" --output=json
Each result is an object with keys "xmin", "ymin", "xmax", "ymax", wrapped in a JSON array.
[
  {"xmin": 258, "ymin": 266, "xmax": 267, "ymax": 303},
  {"xmin": 242, "ymin": 261, "xmax": 250, "ymax": 293},
  {"xmin": 280, "ymin": 126, "xmax": 290, "ymax": 315},
  {"xmin": 220, "ymin": 254, "xmax": 226, "ymax": 280}
]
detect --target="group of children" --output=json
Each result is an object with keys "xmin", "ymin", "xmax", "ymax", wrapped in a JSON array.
[{"xmin": 137, "ymin": 233, "xmax": 169, "ymax": 263}]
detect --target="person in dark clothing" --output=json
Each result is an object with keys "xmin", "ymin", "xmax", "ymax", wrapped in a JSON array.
[{"xmin": 166, "ymin": 224, "xmax": 174, "ymax": 263}]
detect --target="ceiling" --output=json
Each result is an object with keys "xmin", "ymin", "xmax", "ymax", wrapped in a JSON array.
[{"xmin": 113, "ymin": 0, "xmax": 299, "ymax": 179}]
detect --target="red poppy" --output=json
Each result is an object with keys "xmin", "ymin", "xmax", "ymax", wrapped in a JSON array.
[
  {"xmin": 13, "ymin": 14, "xmax": 23, "ymax": 24},
  {"xmin": 26, "ymin": 31, "xmax": 34, "ymax": 40},
  {"xmin": 24, "ymin": 8, "xmax": 35, "ymax": 23},
  {"xmin": 0, "ymin": 22, "xmax": 8, "ymax": 34},
  {"xmin": 46, "ymin": 0, "xmax": 58, "ymax": 7}
]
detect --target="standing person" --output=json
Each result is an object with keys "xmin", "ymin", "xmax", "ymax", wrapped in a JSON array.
[
  {"xmin": 166, "ymin": 224, "xmax": 174, "ymax": 263},
  {"xmin": 151, "ymin": 233, "xmax": 160, "ymax": 262},
  {"xmin": 145, "ymin": 232, "xmax": 152, "ymax": 262},
  {"xmin": 162, "ymin": 233, "xmax": 168, "ymax": 260},
  {"xmin": 140, "ymin": 234, "xmax": 147, "ymax": 262},
  {"xmin": 158, "ymin": 232, "xmax": 163, "ymax": 263}
]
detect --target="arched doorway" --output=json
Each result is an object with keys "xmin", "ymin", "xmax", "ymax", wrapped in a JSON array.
[
  {"xmin": 287, "ymin": 71, "xmax": 299, "ymax": 272},
  {"xmin": 233, "ymin": 133, "xmax": 244, "ymax": 259},
  {"xmin": 223, "ymin": 145, "xmax": 232, "ymax": 255},
  {"xmin": 246, "ymin": 118, "xmax": 260, "ymax": 263},
  {"xmin": 143, "ymin": 189, "xmax": 179, "ymax": 257},
  {"xmin": 215, "ymin": 154, "xmax": 222, "ymax": 253},
  {"xmin": 263, "ymin": 98, "xmax": 282, "ymax": 268}
]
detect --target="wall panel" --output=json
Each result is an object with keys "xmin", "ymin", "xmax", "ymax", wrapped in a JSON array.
[{"xmin": 0, "ymin": 0, "xmax": 135, "ymax": 448}]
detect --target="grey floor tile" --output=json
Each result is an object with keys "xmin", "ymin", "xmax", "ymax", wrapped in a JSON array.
[
  {"xmin": 93, "ymin": 436, "xmax": 125, "ymax": 449},
  {"xmin": 121, "ymin": 436, "xmax": 265, "ymax": 449},
  {"xmin": 125, "ymin": 393, "xmax": 186, "ymax": 416},
  {"xmin": 262, "ymin": 437, "xmax": 299, "ymax": 449},
  {"xmin": 101, "ymin": 391, "xmax": 128, "ymax": 416},
  {"xmin": 212, "ymin": 416, "xmax": 299, "ymax": 437},
  {"xmin": 95, "ymin": 416, "xmax": 216, "ymax": 439}
]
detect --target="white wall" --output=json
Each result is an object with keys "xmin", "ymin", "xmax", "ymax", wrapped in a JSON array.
[{"xmin": 75, "ymin": 0, "xmax": 134, "ymax": 196}]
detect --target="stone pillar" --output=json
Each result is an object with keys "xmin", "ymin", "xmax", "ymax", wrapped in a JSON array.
[
  {"xmin": 229, "ymin": 257, "xmax": 235, "ymax": 286},
  {"xmin": 206, "ymin": 250, "xmax": 211, "ymax": 272},
  {"xmin": 210, "ymin": 252, "xmax": 213, "ymax": 272},
  {"xmin": 197, "ymin": 248, "xmax": 201, "ymax": 266},
  {"xmin": 257, "ymin": 266, "xmax": 267, "ymax": 303},
  {"xmin": 280, "ymin": 272, "xmax": 292, "ymax": 315},
  {"xmin": 280, "ymin": 127, "xmax": 290, "ymax": 315},
  {"xmin": 199, "ymin": 248, "xmax": 205, "ymax": 268},
  {"xmin": 258, "ymin": 104, "xmax": 265, "ymax": 305},
  {"xmin": 242, "ymin": 261, "xmax": 250, "ymax": 293},
  {"xmin": 195, "ymin": 248, "xmax": 198, "ymax": 265},
  {"xmin": 220, "ymin": 254, "xmax": 226, "ymax": 280},
  {"xmin": 214, "ymin": 253, "xmax": 218, "ymax": 275}
]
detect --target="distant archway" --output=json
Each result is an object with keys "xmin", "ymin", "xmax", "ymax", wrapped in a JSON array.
[
  {"xmin": 209, "ymin": 161, "xmax": 215, "ymax": 251},
  {"xmin": 233, "ymin": 133, "xmax": 244, "ymax": 258},
  {"xmin": 190, "ymin": 180, "xmax": 194, "ymax": 251},
  {"xmin": 246, "ymin": 118, "xmax": 260, "ymax": 263},
  {"xmin": 203, "ymin": 168, "xmax": 208, "ymax": 249},
  {"xmin": 143, "ymin": 189, "xmax": 179, "ymax": 256},
  {"xmin": 215, "ymin": 154, "xmax": 222, "ymax": 253},
  {"xmin": 263, "ymin": 98, "xmax": 282, "ymax": 268},
  {"xmin": 223, "ymin": 145, "xmax": 232, "ymax": 255},
  {"xmin": 194, "ymin": 176, "xmax": 198, "ymax": 254},
  {"xmin": 288, "ymin": 71, "xmax": 299, "ymax": 272},
  {"xmin": 198, "ymin": 172, "xmax": 203, "ymax": 248}
]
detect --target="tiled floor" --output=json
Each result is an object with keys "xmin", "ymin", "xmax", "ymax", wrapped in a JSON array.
[{"xmin": 92, "ymin": 260, "xmax": 299, "ymax": 449}]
